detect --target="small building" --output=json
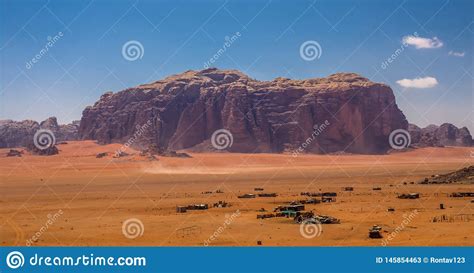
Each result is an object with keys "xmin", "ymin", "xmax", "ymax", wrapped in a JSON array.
[
  {"xmin": 322, "ymin": 192, "xmax": 337, "ymax": 197},
  {"xmin": 343, "ymin": 187, "xmax": 354, "ymax": 191},
  {"xmin": 322, "ymin": 196, "xmax": 336, "ymax": 203},
  {"xmin": 274, "ymin": 204, "xmax": 305, "ymax": 212},
  {"xmin": 254, "ymin": 188, "xmax": 264, "ymax": 191},
  {"xmin": 258, "ymin": 193, "xmax": 278, "ymax": 197},
  {"xmin": 315, "ymin": 215, "xmax": 340, "ymax": 224},
  {"xmin": 450, "ymin": 192, "xmax": 474, "ymax": 198},
  {"xmin": 186, "ymin": 204, "xmax": 209, "ymax": 210},
  {"xmin": 369, "ymin": 225, "xmax": 383, "ymax": 238},
  {"xmin": 279, "ymin": 210, "xmax": 298, "ymax": 218},
  {"xmin": 305, "ymin": 198, "xmax": 321, "ymax": 204},
  {"xmin": 301, "ymin": 192, "xmax": 322, "ymax": 197},
  {"xmin": 294, "ymin": 212, "xmax": 315, "ymax": 223},
  {"xmin": 213, "ymin": 201, "xmax": 230, "ymax": 208},
  {"xmin": 372, "ymin": 187, "xmax": 382, "ymax": 191},
  {"xmin": 289, "ymin": 204, "xmax": 305, "ymax": 211},
  {"xmin": 194, "ymin": 204, "xmax": 208, "ymax": 210},
  {"xmin": 257, "ymin": 213, "xmax": 275, "ymax": 219},
  {"xmin": 238, "ymin": 193, "xmax": 256, "ymax": 199},
  {"xmin": 176, "ymin": 206, "xmax": 187, "ymax": 213},
  {"xmin": 397, "ymin": 193, "xmax": 420, "ymax": 199}
]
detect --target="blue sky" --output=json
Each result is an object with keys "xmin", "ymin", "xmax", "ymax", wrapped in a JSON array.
[{"xmin": 1, "ymin": 0, "xmax": 472, "ymax": 131}]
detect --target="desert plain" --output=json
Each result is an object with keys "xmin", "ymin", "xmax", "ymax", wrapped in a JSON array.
[{"xmin": 0, "ymin": 141, "xmax": 473, "ymax": 246}]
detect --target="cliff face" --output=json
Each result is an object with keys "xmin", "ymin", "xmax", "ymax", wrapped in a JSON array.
[
  {"xmin": 0, "ymin": 117, "xmax": 79, "ymax": 148},
  {"xmin": 79, "ymin": 68, "xmax": 408, "ymax": 154},
  {"xmin": 409, "ymin": 123, "xmax": 473, "ymax": 147}
]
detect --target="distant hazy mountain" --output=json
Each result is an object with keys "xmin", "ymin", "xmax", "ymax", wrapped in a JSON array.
[
  {"xmin": 0, "ymin": 117, "xmax": 79, "ymax": 148},
  {"xmin": 409, "ymin": 123, "xmax": 472, "ymax": 147}
]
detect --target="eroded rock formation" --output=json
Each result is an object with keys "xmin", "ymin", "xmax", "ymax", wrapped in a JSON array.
[
  {"xmin": 0, "ymin": 117, "xmax": 79, "ymax": 148},
  {"xmin": 79, "ymin": 68, "xmax": 409, "ymax": 154},
  {"xmin": 409, "ymin": 123, "xmax": 472, "ymax": 147}
]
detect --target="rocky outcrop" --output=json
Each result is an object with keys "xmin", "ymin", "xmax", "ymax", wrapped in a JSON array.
[
  {"xmin": 26, "ymin": 142, "xmax": 59, "ymax": 156},
  {"xmin": 419, "ymin": 165, "xmax": 474, "ymax": 184},
  {"xmin": 58, "ymin": 120, "xmax": 81, "ymax": 141},
  {"xmin": 0, "ymin": 117, "xmax": 79, "ymax": 148},
  {"xmin": 409, "ymin": 123, "xmax": 472, "ymax": 147},
  {"xmin": 0, "ymin": 119, "xmax": 39, "ymax": 148},
  {"xmin": 79, "ymin": 68, "xmax": 409, "ymax": 154},
  {"xmin": 6, "ymin": 149, "xmax": 23, "ymax": 157}
]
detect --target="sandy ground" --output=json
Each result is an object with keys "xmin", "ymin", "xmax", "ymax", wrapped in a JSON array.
[{"xmin": 0, "ymin": 141, "xmax": 473, "ymax": 246}]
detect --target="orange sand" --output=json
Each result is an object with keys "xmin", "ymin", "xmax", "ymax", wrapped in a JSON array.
[{"xmin": 0, "ymin": 141, "xmax": 473, "ymax": 246}]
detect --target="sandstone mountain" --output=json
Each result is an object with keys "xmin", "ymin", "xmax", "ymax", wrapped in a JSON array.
[
  {"xmin": 78, "ymin": 68, "xmax": 409, "ymax": 154},
  {"xmin": 0, "ymin": 117, "xmax": 79, "ymax": 148},
  {"xmin": 409, "ymin": 123, "xmax": 473, "ymax": 147}
]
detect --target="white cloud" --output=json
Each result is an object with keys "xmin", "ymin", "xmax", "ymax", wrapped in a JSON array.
[
  {"xmin": 402, "ymin": 35, "xmax": 443, "ymax": 49},
  {"xmin": 396, "ymin": 77, "xmax": 438, "ymax": 89},
  {"xmin": 449, "ymin": 50, "xmax": 465, "ymax": 57}
]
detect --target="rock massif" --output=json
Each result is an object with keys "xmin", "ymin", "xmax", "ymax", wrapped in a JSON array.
[
  {"xmin": 79, "ymin": 68, "xmax": 409, "ymax": 154},
  {"xmin": 0, "ymin": 117, "xmax": 79, "ymax": 148},
  {"xmin": 409, "ymin": 123, "xmax": 473, "ymax": 147}
]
